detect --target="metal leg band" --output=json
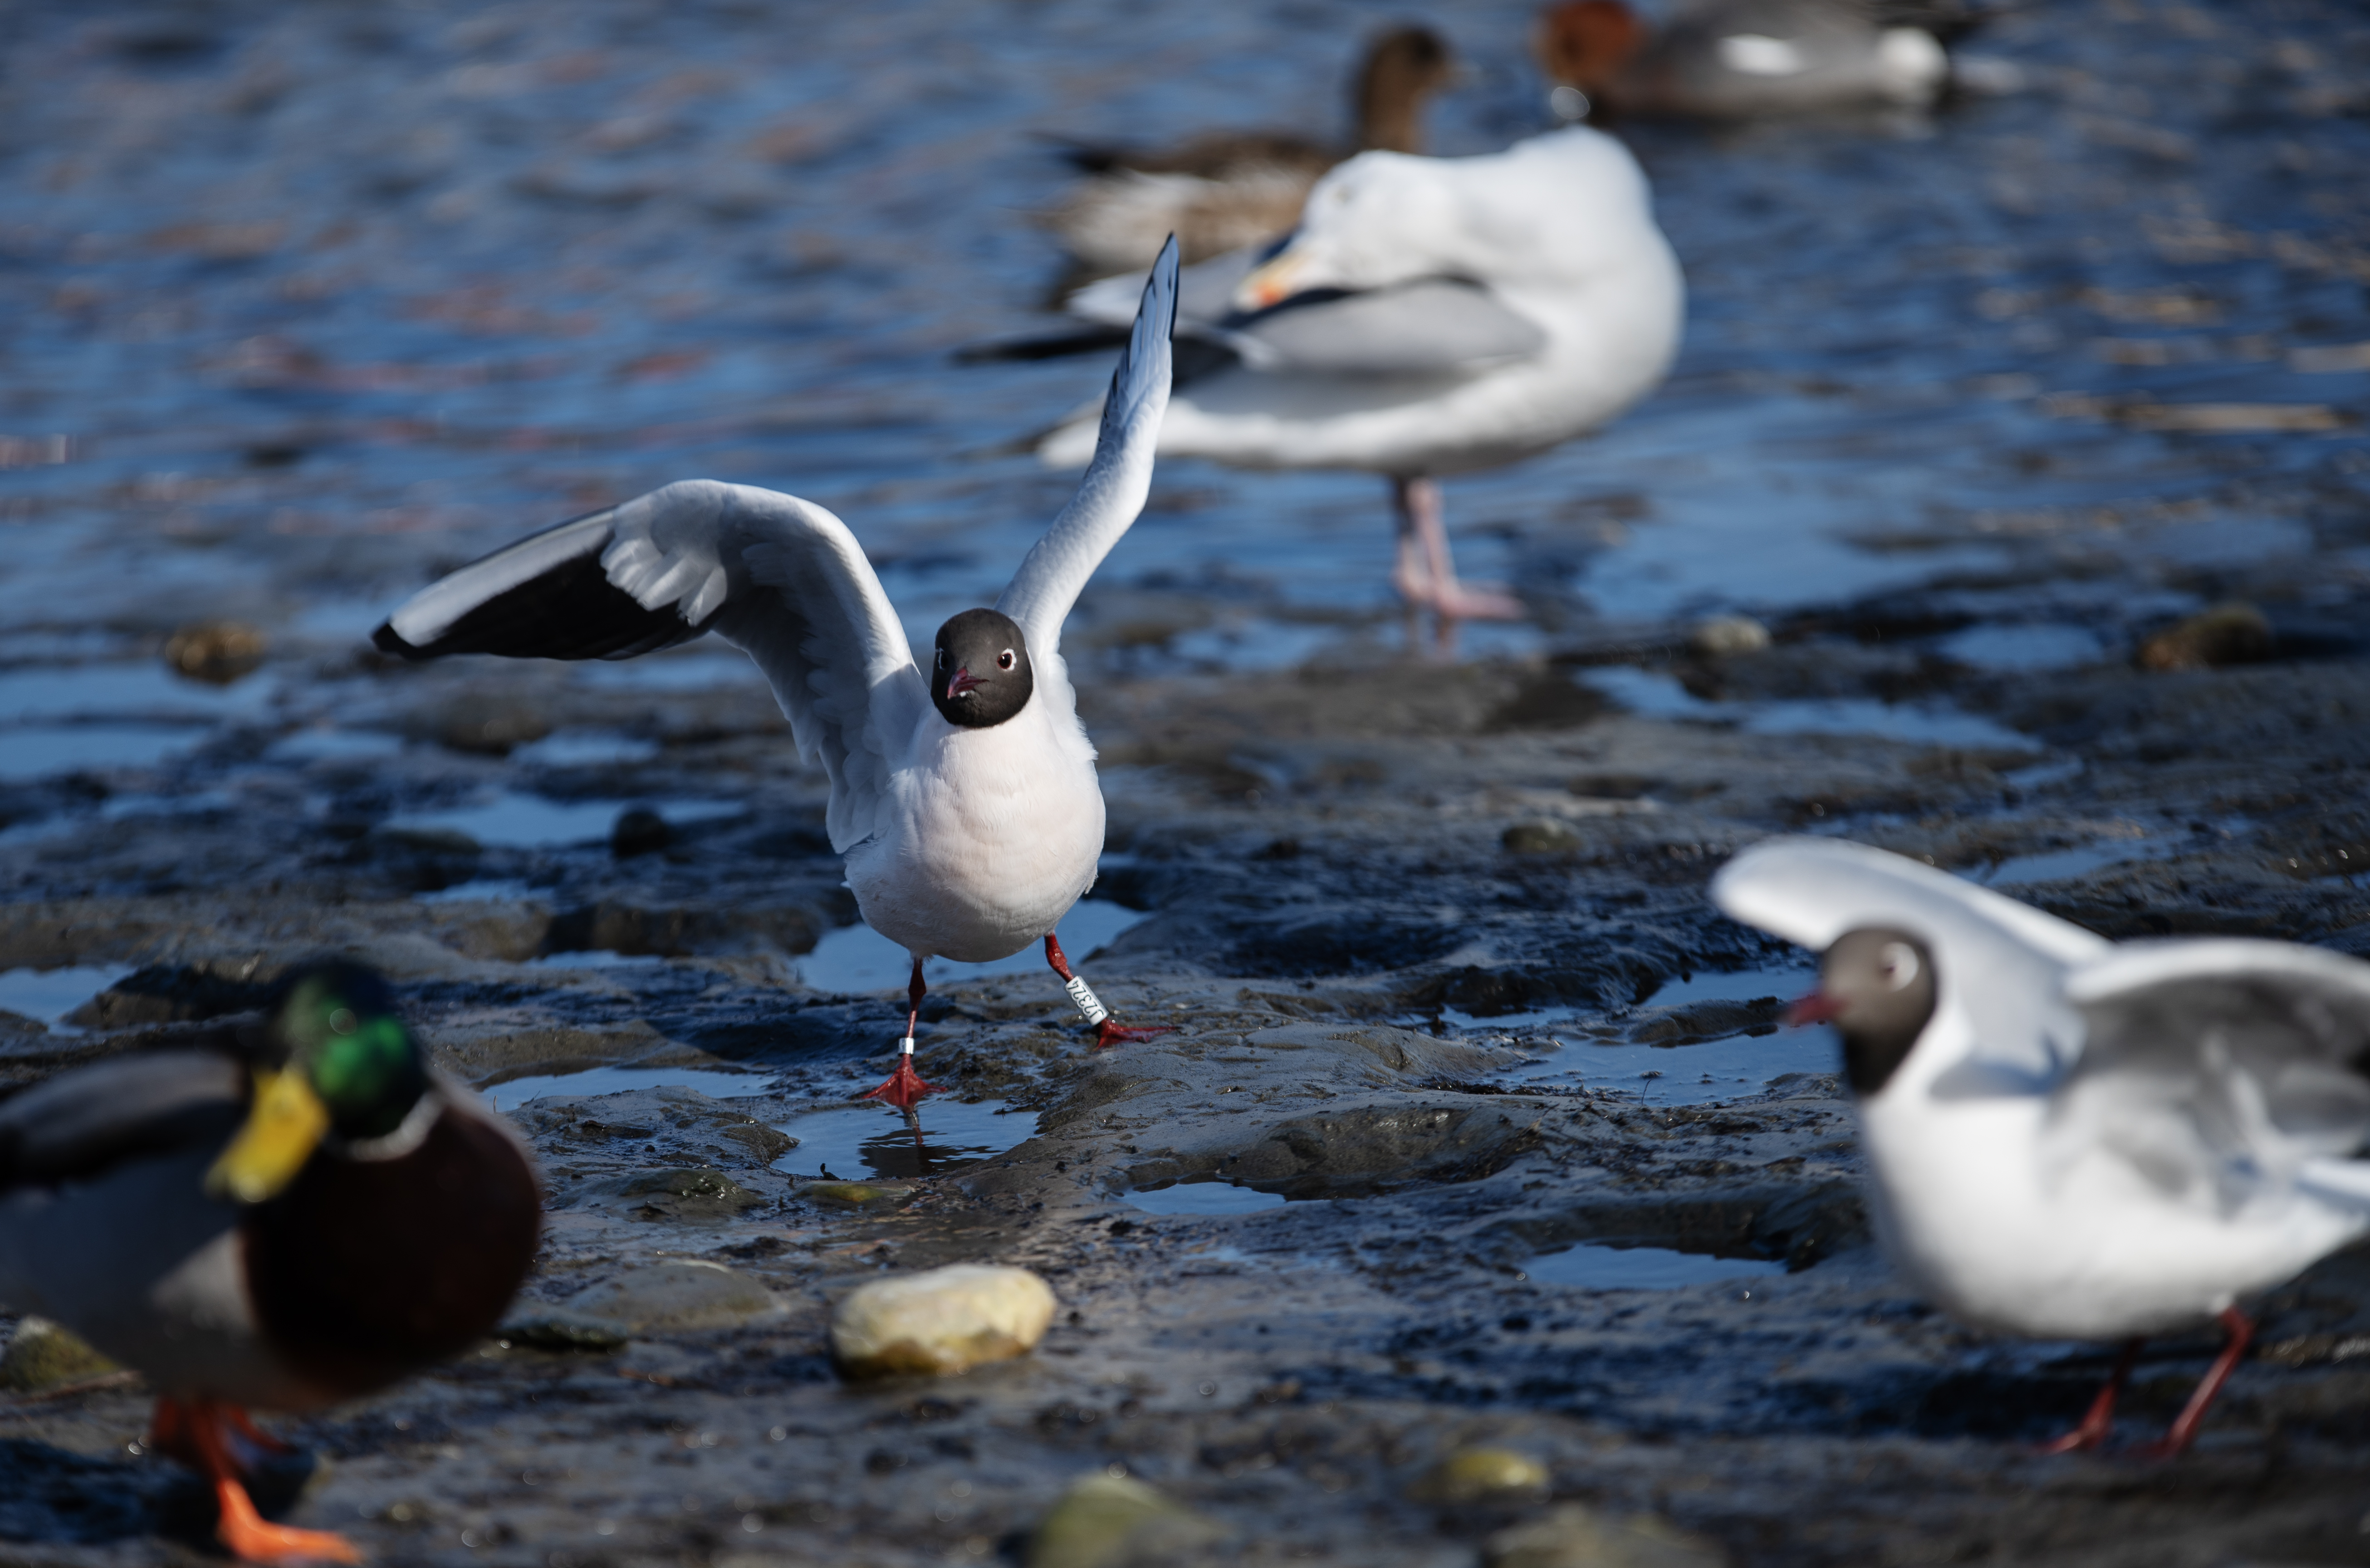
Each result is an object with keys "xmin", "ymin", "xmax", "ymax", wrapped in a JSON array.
[{"xmin": 1063, "ymin": 975, "xmax": 1111, "ymax": 1027}]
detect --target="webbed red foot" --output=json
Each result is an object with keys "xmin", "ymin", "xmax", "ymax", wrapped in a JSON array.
[
  {"xmin": 1092, "ymin": 1019, "xmax": 1176, "ymax": 1050},
  {"xmin": 862, "ymin": 1058, "xmax": 936, "ymax": 1109}
]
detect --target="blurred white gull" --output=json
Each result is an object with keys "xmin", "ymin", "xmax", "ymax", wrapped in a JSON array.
[
  {"xmin": 374, "ymin": 246, "xmax": 1184, "ymax": 1112},
  {"xmin": 1714, "ymin": 837, "xmax": 2370, "ymax": 1456},
  {"xmin": 1534, "ymin": 0, "xmax": 1959, "ymax": 122},
  {"xmin": 1031, "ymin": 125, "xmax": 1683, "ymax": 622},
  {"xmin": 1044, "ymin": 25, "xmax": 1455, "ymax": 278}
]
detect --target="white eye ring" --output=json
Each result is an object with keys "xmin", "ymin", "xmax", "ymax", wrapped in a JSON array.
[
  {"xmin": 1877, "ymin": 942, "xmax": 1920, "ymax": 990},
  {"xmin": 998, "ymin": 649, "xmax": 1014, "ymax": 670},
  {"xmin": 935, "ymin": 649, "xmax": 946, "ymax": 666}
]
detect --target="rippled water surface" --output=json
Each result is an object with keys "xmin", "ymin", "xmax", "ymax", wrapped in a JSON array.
[{"xmin": 0, "ymin": 0, "xmax": 2360, "ymax": 796}]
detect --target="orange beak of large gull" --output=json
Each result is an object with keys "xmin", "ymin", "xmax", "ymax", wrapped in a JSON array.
[{"xmin": 1234, "ymin": 249, "xmax": 1312, "ymax": 313}]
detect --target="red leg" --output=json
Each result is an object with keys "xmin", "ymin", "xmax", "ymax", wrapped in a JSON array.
[
  {"xmin": 1045, "ymin": 933, "xmax": 1174, "ymax": 1050},
  {"xmin": 2036, "ymin": 1338, "xmax": 2140, "ymax": 1455},
  {"xmin": 2138, "ymin": 1308, "xmax": 2253, "ymax": 1459},
  {"xmin": 184, "ymin": 1401, "xmax": 359, "ymax": 1564},
  {"xmin": 862, "ymin": 956, "xmax": 936, "ymax": 1109}
]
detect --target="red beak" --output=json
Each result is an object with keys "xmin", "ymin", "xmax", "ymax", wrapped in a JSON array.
[
  {"xmin": 1785, "ymin": 990, "xmax": 1842, "ymax": 1027},
  {"xmin": 945, "ymin": 667, "xmax": 983, "ymax": 702}
]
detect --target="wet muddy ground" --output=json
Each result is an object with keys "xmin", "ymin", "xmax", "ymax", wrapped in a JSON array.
[{"xmin": 4, "ymin": 0, "xmax": 2370, "ymax": 1563}]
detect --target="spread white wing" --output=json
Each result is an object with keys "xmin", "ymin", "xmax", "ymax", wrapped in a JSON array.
[
  {"xmin": 374, "ymin": 480, "xmax": 925, "ymax": 853},
  {"xmin": 1711, "ymin": 836, "xmax": 2110, "ymax": 1092},
  {"xmin": 995, "ymin": 235, "xmax": 1177, "ymax": 664},
  {"xmin": 2053, "ymin": 939, "xmax": 2370, "ymax": 1213}
]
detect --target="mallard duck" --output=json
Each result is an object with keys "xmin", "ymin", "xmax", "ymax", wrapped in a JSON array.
[
  {"xmin": 372, "ymin": 249, "xmax": 1181, "ymax": 1111},
  {"xmin": 0, "ymin": 961, "xmax": 540, "ymax": 1562},
  {"xmin": 1044, "ymin": 25, "xmax": 1455, "ymax": 277},
  {"xmin": 1535, "ymin": 0, "xmax": 1954, "ymax": 123},
  {"xmin": 1021, "ymin": 127, "xmax": 1682, "ymax": 622}
]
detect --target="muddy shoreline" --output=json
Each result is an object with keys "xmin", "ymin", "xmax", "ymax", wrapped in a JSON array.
[{"xmin": 6, "ymin": 624, "xmax": 2370, "ymax": 1566}]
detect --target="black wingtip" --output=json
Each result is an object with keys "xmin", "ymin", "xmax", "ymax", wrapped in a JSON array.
[
  {"xmin": 953, "ymin": 328, "xmax": 1131, "ymax": 364},
  {"xmin": 371, "ymin": 621, "xmax": 425, "ymax": 659}
]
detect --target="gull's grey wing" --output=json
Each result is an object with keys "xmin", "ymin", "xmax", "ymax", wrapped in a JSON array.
[
  {"xmin": 1067, "ymin": 241, "xmax": 1267, "ymax": 333},
  {"xmin": 1215, "ymin": 280, "xmax": 1547, "ymax": 376},
  {"xmin": 996, "ymin": 236, "xmax": 1177, "ymax": 664},
  {"xmin": 0, "ymin": 1051, "xmax": 245, "ymax": 1194},
  {"xmin": 1067, "ymin": 246, "xmax": 1545, "ymax": 377},
  {"xmin": 1712, "ymin": 836, "xmax": 2110, "ymax": 1092},
  {"xmin": 2051, "ymin": 940, "xmax": 2370, "ymax": 1211},
  {"xmin": 375, "ymin": 480, "xmax": 927, "ymax": 853}
]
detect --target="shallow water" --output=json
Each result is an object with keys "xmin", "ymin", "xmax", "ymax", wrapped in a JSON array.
[
  {"xmin": 0, "ymin": 963, "xmax": 138, "ymax": 1029},
  {"xmin": 1121, "ymin": 1180, "xmax": 1291, "ymax": 1217},
  {"xmin": 773, "ymin": 1097, "xmax": 1039, "ymax": 1181},
  {"xmin": 379, "ymin": 792, "xmax": 745, "ymax": 850},
  {"xmin": 482, "ymin": 1063, "xmax": 778, "ymax": 1113},
  {"xmin": 1524, "ymin": 1241, "xmax": 1788, "ymax": 1291},
  {"xmin": 797, "ymin": 897, "xmax": 1153, "ymax": 995}
]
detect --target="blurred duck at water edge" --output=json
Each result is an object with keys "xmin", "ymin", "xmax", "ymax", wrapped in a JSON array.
[
  {"xmin": 1000, "ymin": 125, "xmax": 1682, "ymax": 625},
  {"xmin": 1535, "ymin": 0, "xmax": 2019, "ymax": 122},
  {"xmin": 1043, "ymin": 25, "xmax": 1455, "ymax": 278}
]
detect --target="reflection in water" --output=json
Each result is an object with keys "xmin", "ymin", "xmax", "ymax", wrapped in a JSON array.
[
  {"xmin": 0, "ymin": 964, "xmax": 138, "ymax": 1029},
  {"xmin": 798, "ymin": 898, "xmax": 1153, "ymax": 994},
  {"xmin": 1526, "ymin": 1241, "xmax": 1786, "ymax": 1290},
  {"xmin": 378, "ymin": 792, "xmax": 745, "ymax": 849},
  {"xmin": 483, "ymin": 1064, "xmax": 778, "ymax": 1113},
  {"xmin": 1122, "ymin": 1181, "xmax": 1289, "ymax": 1216},
  {"xmin": 774, "ymin": 1098, "xmax": 1038, "ymax": 1181},
  {"xmin": 1580, "ymin": 666, "xmax": 2038, "ymax": 752}
]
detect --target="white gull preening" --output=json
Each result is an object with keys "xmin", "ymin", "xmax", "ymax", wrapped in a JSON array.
[
  {"xmin": 375, "ymin": 243, "xmax": 1185, "ymax": 1110},
  {"xmin": 1038, "ymin": 125, "xmax": 1683, "ymax": 623},
  {"xmin": 1713, "ymin": 836, "xmax": 2370, "ymax": 1455}
]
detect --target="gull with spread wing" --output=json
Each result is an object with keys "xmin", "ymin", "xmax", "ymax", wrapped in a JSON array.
[
  {"xmin": 1714, "ymin": 837, "xmax": 2370, "ymax": 1455},
  {"xmin": 374, "ymin": 243, "xmax": 1183, "ymax": 1110}
]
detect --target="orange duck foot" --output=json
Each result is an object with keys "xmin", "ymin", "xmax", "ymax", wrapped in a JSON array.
[
  {"xmin": 1092, "ymin": 1019, "xmax": 1176, "ymax": 1050},
  {"xmin": 862, "ymin": 1058, "xmax": 936, "ymax": 1110},
  {"xmin": 213, "ymin": 1477, "xmax": 361, "ymax": 1565}
]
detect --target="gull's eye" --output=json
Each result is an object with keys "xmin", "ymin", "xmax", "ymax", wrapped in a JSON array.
[
  {"xmin": 997, "ymin": 649, "xmax": 1015, "ymax": 671},
  {"xmin": 1877, "ymin": 942, "xmax": 1920, "ymax": 990},
  {"xmin": 935, "ymin": 648, "xmax": 946, "ymax": 667}
]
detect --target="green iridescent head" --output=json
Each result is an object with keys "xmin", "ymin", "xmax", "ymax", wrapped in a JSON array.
[{"xmin": 269, "ymin": 961, "xmax": 431, "ymax": 1141}]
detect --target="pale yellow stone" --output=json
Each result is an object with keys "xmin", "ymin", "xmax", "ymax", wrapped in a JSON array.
[
  {"xmin": 1486, "ymin": 1503, "xmax": 1728, "ymax": 1568},
  {"xmin": 831, "ymin": 1264, "xmax": 1056, "ymax": 1380},
  {"xmin": 1027, "ymin": 1473, "xmax": 1225, "ymax": 1568},
  {"xmin": 1414, "ymin": 1446, "xmax": 1551, "ymax": 1504}
]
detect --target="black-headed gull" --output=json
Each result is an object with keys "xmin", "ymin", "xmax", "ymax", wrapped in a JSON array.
[
  {"xmin": 1026, "ymin": 126, "xmax": 1682, "ymax": 623},
  {"xmin": 1044, "ymin": 26, "xmax": 1454, "ymax": 278},
  {"xmin": 374, "ymin": 243, "xmax": 1184, "ymax": 1110},
  {"xmin": 1535, "ymin": 0, "xmax": 1952, "ymax": 123},
  {"xmin": 0, "ymin": 961, "xmax": 537, "ymax": 1563},
  {"xmin": 1713, "ymin": 837, "xmax": 2370, "ymax": 1455}
]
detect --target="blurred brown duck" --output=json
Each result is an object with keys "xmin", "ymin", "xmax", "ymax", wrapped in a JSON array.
[
  {"xmin": 0, "ymin": 962, "xmax": 540, "ymax": 1563},
  {"xmin": 1536, "ymin": 0, "xmax": 1966, "ymax": 122},
  {"xmin": 1044, "ymin": 24, "xmax": 1455, "ymax": 277}
]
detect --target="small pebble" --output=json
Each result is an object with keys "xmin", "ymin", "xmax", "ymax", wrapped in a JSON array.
[
  {"xmin": 611, "ymin": 807, "xmax": 673, "ymax": 858},
  {"xmin": 2136, "ymin": 602, "xmax": 2272, "ymax": 671},
  {"xmin": 832, "ymin": 1263, "xmax": 1056, "ymax": 1380},
  {"xmin": 163, "ymin": 621, "xmax": 267, "ymax": 685},
  {"xmin": 1486, "ymin": 1503, "xmax": 1728, "ymax": 1568},
  {"xmin": 1026, "ymin": 1472, "xmax": 1226, "ymax": 1568},
  {"xmin": 1503, "ymin": 819, "xmax": 1584, "ymax": 854},
  {"xmin": 1688, "ymin": 616, "xmax": 1770, "ymax": 658},
  {"xmin": 1414, "ymin": 1446, "xmax": 1551, "ymax": 1504}
]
